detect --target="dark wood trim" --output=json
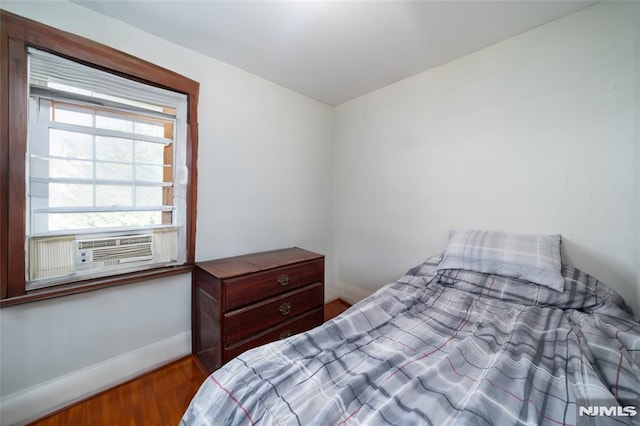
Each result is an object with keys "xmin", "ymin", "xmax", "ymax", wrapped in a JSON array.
[
  {"xmin": 0, "ymin": 17, "xmax": 9, "ymax": 299},
  {"xmin": 0, "ymin": 10, "xmax": 199, "ymax": 304},
  {"xmin": 0, "ymin": 265, "xmax": 194, "ymax": 308},
  {"xmin": 186, "ymin": 94, "xmax": 198, "ymax": 265},
  {"xmin": 7, "ymin": 36, "xmax": 28, "ymax": 298}
]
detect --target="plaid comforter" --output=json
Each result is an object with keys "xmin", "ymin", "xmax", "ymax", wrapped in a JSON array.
[{"xmin": 181, "ymin": 257, "xmax": 640, "ymax": 425}]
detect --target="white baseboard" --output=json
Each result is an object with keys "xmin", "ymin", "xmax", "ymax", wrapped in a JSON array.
[{"xmin": 0, "ymin": 331, "xmax": 191, "ymax": 426}]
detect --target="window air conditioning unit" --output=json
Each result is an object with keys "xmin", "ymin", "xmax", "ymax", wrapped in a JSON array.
[{"xmin": 28, "ymin": 229, "xmax": 178, "ymax": 285}]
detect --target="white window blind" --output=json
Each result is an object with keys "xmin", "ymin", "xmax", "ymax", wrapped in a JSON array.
[
  {"xmin": 26, "ymin": 48, "xmax": 188, "ymax": 288},
  {"xmin": 29, "ymin": 48, "xmax": 185, "ymax": 115}
]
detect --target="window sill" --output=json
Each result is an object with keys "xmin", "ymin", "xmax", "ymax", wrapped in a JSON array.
[{"xmin": 0, "ymin": 264, "xmax": 193, "ymax": 308}]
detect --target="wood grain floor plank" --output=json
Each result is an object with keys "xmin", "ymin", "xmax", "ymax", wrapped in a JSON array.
[
  {"xmin": 324, "ymin": 298, "xmax": 351, "ymax": 321},
  {"xmin": 29, "ymin": 356, "xmax": 207, "ymax": 426}
]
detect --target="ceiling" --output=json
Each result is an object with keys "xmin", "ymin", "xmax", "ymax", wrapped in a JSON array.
[{"xmin": 73, "ymin": 1, "xmax": 598, "ymax": 106}]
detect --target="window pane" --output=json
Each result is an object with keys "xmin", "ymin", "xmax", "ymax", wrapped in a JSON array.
[
  {"xmin": 49, "ymin": 183, "xmax": 93, "ymax": 207},
  {"xmin": 50, "ymin": 129, "xmax": 93, "ymax": 159},
  {"xmin": 52, "ymin": 106, "xmax": 93, "ymax": 126},
  {"xmin": 96, "ymin": 113, "xmax": 133, "ymax": 132},
  {"xmin": 47, "ymin": 212, "xmax": 95, "ymax": 231},
  {"xmin": 96, "ymin": 136, "xmax": 132, "ymax": 162},
  {"xmin": 47, "ymin": 211, "xmax": 163, "ymax": 231},
  {"xmin": 96, "ymin": 185, "xmax": 131, "ymax": 206},
  {"xmin": 136, "ymin": 186, "xmax": 163, "ymax": 206},
  {"xmin": 49, "ymin": 159, "xmax": 93, "ymax": 179},
  {"xmin": 136, "ymin": 165, "xmax": 164, "ymax": 182},
  {"xmin": 134, "ymin": 120, "xmax": 165, "ymax": 138},
  {"xmin": 96, "ymin": 162, "xmax": 132, "ymax": 180},
  {"xmin": 135, "ymin": 140, "xmax": 165, "ymax": 164}
]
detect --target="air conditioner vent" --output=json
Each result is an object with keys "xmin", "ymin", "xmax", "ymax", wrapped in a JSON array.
[
  {"xmin": 76, "ymin": 234, "xmax": 154, "ymax": 270},
  {"xmin": 91, "ymin": 243, "xmax": 153, "ymax": 262}
]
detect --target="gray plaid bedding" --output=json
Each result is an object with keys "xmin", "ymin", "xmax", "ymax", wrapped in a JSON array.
[{"xmin": 181, "ymin": 257, "xmax": 640, "ymax": 425}]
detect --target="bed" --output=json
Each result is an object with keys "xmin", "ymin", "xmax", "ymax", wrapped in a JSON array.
[{"xmin": 181, "ymin": 231, "xmax": 640, "ymax": 425}]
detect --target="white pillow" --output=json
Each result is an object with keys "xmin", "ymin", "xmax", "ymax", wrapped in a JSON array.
[{"xmin": 437, "ymin": 230, "xmax": 564, "ymax": 292}]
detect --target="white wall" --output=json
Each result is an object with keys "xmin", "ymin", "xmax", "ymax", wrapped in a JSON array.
[
  {"xmin": 333, "ymin": 1, "xmax": 640, "ymax": 317},
  {"xmin": 0, "ymin": 1, "xmax": 334, "ymax": 425},
  {"xmin": 194, "ymin": 59, "xmax": 334, "ymax": 266}
]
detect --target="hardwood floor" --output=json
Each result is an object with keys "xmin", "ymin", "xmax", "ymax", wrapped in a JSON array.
[
  {"xmin": 324, "ymin": 298, "xmax": 351, "ymax": 321},
  {"xmin": 30, "ymin": 300, "xmax": 353, "ymax": 425},
  {"xmin": 29, "ymin": 356, "xmax": 207, "ymax": 426}
]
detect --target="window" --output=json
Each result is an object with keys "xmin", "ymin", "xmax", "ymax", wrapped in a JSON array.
[
  {"xmin": 26, "ymin": 49, "xmax": 188, "ymax": 289},
  {"xmin": 1, "ymin": 11, "xmax": 199, "ymax": 303}
]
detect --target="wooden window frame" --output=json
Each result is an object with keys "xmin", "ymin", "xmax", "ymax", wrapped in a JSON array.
[{"xmin": 0, "ymin": 11, "xmax": 199, "ymax": 306}]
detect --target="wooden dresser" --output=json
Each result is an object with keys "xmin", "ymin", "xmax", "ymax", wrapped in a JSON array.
[{"xmin": 193, "ymin": 247, "xmax": 324, "ymax": 372}]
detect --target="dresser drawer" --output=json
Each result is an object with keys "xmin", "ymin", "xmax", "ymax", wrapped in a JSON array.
[
  {"xmin": 224, "ymin": 259, "xmax": 323, "ymax": 310},
  {"xmin": 224, "ymin": 282, "xmax": 323, "ymax": 345},
  {"xmin": 224, "ymin": 307, "xmax": 324, "ymax": 362}
]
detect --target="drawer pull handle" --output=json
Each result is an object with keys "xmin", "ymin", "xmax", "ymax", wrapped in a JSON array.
[
  {"xmin": 279, "ymin": 330, "xmax": 292, "ymax": 339},
  {"xmin": 279, "ymin": 302, "xmax": 291, "ymax": 315},
  {"xmin": 277, "ymin": 274, "xmax": 289, "ymax": 287}
]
